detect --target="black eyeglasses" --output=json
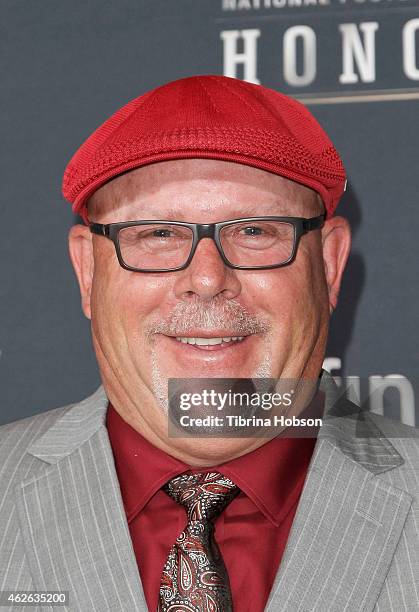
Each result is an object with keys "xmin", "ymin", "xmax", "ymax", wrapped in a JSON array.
[{"xmin": 89, "ymin": 214, "xmax": 326, "ymax": 272}]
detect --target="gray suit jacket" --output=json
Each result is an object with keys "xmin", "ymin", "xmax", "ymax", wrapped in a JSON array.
[{"xmin": 1, "ymin": 372, "xmax": 418, "ymax": 611}]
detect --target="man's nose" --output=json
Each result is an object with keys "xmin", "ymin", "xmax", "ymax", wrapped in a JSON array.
[{"xmin": 173, "ymin": 238, "xmax": 241, "ymax": 301}]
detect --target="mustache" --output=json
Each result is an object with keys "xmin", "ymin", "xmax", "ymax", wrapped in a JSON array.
[{"xmin": 145, "ymin": 297, "xmax": 271, "ymax": 338}]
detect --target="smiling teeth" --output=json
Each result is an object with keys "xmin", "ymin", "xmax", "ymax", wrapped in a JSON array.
[{"xmin": 175, "ymin": 336, "xmax": 245, "ymax": 345}]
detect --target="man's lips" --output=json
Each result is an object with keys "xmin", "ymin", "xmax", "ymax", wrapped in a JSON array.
[
  {"xmin": 168, "ymin": 335, "xmax": 248, "ymax": 351},
  {"xmin": 157, "ymin": 333, "xmax": 255, "ymax": 355},
  {"xmin": 162, "ymin": 329, "xmax": 249, "ymax": 339}
]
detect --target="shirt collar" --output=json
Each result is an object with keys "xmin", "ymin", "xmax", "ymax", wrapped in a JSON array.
[
  {"xmin": 106, "ymin": 391, "xmax": 323, "ymax": 527},
  {"xmin": 106, "ymin": 404, "xmax": 189, "ymax": 523},
  {"xmin": 218, "ymin": 387, "xmax": 324, "ymax": 526}
]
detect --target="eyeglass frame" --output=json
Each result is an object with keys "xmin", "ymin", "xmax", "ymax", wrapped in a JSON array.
[{"xmin": 89, "ymin": 213, "xmax": 326, "ymax": 272}]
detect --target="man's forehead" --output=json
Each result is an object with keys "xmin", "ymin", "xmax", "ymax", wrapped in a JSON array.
[{"xmin": 87, "ymin": 159, "xmax": 322, "ymax": 221}]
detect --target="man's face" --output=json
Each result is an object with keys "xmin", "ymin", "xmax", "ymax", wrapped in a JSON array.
[{"xmin": 69, "ymin": 159, "xmax": 350, "ymax": 465}]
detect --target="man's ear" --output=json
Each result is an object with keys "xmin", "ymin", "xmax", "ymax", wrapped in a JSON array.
[
  {"xmin": 68, "ymin": 224, "xmax": 94, "ymax": 320},
  {"xmin": 321, "ymin": 216, "xmax": 351, "ymax": 314}
]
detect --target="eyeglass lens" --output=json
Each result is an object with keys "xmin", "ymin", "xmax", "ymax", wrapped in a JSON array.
[{"xmin": 118, "ymin": 221, "xmax": 295, "ymax": 270}]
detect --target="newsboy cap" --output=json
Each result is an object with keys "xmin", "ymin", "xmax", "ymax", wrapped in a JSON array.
[{"xmin": 62, "ymin": 75, "xmax": 346, "ymax": 224}]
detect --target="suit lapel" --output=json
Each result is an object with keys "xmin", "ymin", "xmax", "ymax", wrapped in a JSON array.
[
  {"xmin": 14, "ymin": 386, "xmax": 148, "ymax": 612},
  {"xmin": 265, "ymin": 372, "xmax": 413, "ymax": 612}
]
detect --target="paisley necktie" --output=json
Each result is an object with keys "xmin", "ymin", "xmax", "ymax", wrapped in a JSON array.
[{"xmin": 157, "ymin": 471, "xmax": 240, "ymax": 612}]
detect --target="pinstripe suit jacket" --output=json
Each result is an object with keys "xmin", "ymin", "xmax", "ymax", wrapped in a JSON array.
[{"xmin": 1, "ymin": 371, "xmax": 418, "ymax": 611}]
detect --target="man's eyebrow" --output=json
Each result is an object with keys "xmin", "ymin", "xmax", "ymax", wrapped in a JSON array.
[{"xmin": 137, "ymin": 203, "xmax": 296, "ymax": 219}]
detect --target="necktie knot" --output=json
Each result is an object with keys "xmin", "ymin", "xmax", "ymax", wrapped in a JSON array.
[{"xmin": 163, "ymin": 471, "xmax": 239, "ymax": 522}]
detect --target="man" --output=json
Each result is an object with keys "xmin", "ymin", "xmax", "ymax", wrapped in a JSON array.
[{"xmin": 0, "ymin": 75, "xmax": 418, "ymax": 612}]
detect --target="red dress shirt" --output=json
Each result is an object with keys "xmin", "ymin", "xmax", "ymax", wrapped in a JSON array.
[{"xmin": 106, "ymin": 404, "xmax": 319, "ymax": 611}]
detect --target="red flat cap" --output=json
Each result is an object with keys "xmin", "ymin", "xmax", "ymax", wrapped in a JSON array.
[{"xmin": 62, "ymin": 75, "xmax": 346, "ymax": 224}]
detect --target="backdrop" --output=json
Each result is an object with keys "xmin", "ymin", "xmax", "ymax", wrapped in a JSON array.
[{"xmin": 1, "ymin": 0, "xmax": 418, "ymax": 426}]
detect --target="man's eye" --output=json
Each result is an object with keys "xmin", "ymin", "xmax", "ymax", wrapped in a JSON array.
[
  {"xmin": 241, "ymin": 226, "xmax": 264, "ymax": 236},
  {"xmin": 150, "ymin": 229, "xmax": 172, "ymax": 238},
  {"xmin": 137, "ymin": 228, "xmax": 179, "ymax": 239}
]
